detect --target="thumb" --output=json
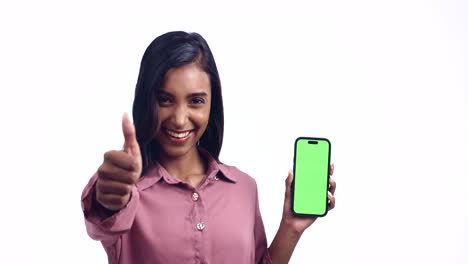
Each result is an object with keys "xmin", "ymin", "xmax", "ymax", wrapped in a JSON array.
[
  {"xmin": 285, "ymin": 169, "xmax": 293, "ymax": 198},
  {"xmin": 122, "ymin": 112, "xmax": 141, "ymax": 158}
]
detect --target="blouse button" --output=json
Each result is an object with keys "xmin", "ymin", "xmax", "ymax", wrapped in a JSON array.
[
  {"xmin": 192, "ymin": 192, "xmax": 199, "ymax": 201},
  {"xmin": 196, "ymin": 222, "xmax": 205, "ymax": 231}
]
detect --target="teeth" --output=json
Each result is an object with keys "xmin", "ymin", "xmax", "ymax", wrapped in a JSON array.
[{"xmin": 167, "ymin": 130, "xmax": 190, "ymax": 138}]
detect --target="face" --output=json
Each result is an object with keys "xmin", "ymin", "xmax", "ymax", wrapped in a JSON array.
[{"xmin": 154, "ymin": 63, "xmax": 211, "ymax": 159}]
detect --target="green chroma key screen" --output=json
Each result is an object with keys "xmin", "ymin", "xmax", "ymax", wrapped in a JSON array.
[{"xmin": 293, "ymin": 138, "xmax": 330, "ymax": 216}]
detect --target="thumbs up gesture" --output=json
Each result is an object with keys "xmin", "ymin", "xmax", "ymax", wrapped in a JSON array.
[{"xmin": 96, "ymin": 113, "xmax": 143, "ymax": 211}]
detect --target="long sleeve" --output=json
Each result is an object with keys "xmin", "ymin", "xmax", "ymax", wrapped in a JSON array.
[
  {"xmin": 81, "ymin": 173, "xmax": 140, "ymax": 248},
  {"xmin": 81, "ymin": 155, "xmax": 273, "ymax": 264},
  {"xmin": 254, "ymin": 183, "xmax": 273, "ymax": 264}
]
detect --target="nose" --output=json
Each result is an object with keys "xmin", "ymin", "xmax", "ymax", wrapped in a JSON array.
[{"xmin": 171, "ymin": 105, "xmax": 188, "ymax": 129}]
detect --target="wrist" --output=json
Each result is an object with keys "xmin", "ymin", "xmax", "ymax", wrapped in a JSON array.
[{"xmin": 279, "ymin": 218, "xmax": 304, "ymax": 238}]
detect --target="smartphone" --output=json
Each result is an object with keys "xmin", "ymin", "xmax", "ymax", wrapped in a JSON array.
[{"xmin": 292, "ymin": 137, "xmax": 331, "ymax": 217}]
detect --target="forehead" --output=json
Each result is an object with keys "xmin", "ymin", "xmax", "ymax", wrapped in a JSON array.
[{"xmin": 161, "ymin": 63, "xmax": 211, "ymax": 94}]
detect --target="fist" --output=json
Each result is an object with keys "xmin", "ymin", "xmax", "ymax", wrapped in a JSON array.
[{"xmin": 95, "ymin": 113, "xmax": 142, "ymax": 211}]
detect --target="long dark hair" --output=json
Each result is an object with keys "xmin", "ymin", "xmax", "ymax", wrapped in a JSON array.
[{"xmin": 132, "ymin": 31, "xmax": 224, "ymax": 174}]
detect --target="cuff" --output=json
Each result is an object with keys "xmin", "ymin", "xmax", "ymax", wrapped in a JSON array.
[{"xmin": 81, "ymin": 173, "xmax": 140, "ymax": 237}]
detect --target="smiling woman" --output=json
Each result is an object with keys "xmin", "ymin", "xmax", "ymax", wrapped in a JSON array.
[
  {"xmin": 155, "ymin": 64, "xmax": 211, "ymax": 162},
  {"xmin": 132, "ymin": 32, "xmax": 224, "ymax": 176},
  {"xmin": 80, "ymin": 31, "xmax": 336, "ymax": 264}
]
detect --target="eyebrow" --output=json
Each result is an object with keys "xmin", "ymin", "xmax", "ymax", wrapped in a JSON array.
[{"xmin": 158, "ymin": 91, "xmax": 208, "ymax": 97}]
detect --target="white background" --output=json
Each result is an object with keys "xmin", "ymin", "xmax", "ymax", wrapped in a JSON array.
[{"xmin": 1, "ymin": 1, "xmax": 466, "ymax": 263}]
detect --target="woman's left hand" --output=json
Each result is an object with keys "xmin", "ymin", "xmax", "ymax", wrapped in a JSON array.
[{"xmin": 280, "ymin": 164, "xmax": 336, "ymax": 234}]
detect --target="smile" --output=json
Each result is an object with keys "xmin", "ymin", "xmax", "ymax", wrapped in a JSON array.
[{"xmin": 165, "ymin": 129, "xmax": 193, "ymax": 141}]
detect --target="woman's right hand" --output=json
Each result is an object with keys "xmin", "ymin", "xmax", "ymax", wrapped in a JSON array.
[{"xmin": 96, "ymin": 113, "xmax": 142, "ymax": 211}]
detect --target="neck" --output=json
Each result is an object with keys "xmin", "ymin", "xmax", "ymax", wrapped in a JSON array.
[{"xmin": 158, "ymin": 147, "xmax": 207, "ymax": 184}]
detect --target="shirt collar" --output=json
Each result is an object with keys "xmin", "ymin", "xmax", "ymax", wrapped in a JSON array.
[
  {"xmin": 199, "ymin": 147, "xmax": 237, "ymax": 183},
  {"xmin": 136, "ymin": 147, "xmax": 237, "ymax": 191}
]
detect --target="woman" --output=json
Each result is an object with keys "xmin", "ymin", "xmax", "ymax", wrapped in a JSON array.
[{"xmin": 81, "ymin": 31, "xmax": 336, "ymax": 264}]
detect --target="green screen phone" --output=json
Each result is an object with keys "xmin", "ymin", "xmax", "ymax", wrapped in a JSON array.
[{"xmin": 292, "ymin": 137, "xmax": 331, "ymax": 217}]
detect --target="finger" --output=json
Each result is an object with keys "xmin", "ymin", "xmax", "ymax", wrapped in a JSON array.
[
  {"xmin": 122, "ymin": 112, "xmax": 141, "ymax": 158},
  {"xmin": 330, "ymin": 163, "xmax": 334, "ymax": 176},
  {"xmin": 98, "ymin": 162, "xmax": 139, "ymax": 185},
  {"xmin": 327, "ymin": 192, "xmax": 335, "ymax": 210},
  {"xmin": 96, "ymin": 192, "xmax": 131, "ymax": 211},
  {"xmin": 96, "ymin": 178, "xmax": 133, "ymax": 196},
  {"xmin": 285, "ymin": 170, "xmax": 293, "ymax": 198},
  {"xmin": 328, "ymin": 177, "xmax": 336, "ymax": 195},
  {"xmin": 104, "ymin": 151, "xmax": 140, "ymax": 172}
]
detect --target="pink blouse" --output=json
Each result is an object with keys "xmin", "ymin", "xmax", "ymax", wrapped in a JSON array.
[{"xmin": 81, "ymin": 150, "xmax": 272, "ymax": 264}]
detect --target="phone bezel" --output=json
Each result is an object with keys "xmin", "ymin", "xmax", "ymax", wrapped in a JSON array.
[{"xmin": 291, "ymin": 137, "xmax": 331, "ymax": 217}]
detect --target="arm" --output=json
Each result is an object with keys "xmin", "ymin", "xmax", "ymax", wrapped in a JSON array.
[
  {"xmin": 81, "ymin": 113, "xmax": 142, "ymax": 247},
  {"xmin": 268, "ymin": 166, "xmax": 336, "ymax": 264},
  {"xmin": 253, "ymin": 182, "xmax": 273, "ymax": 264},
  {"xmin": 81, "ymin": 172, "xmax": 140, "ymax": 247},
  {"xmin": 268, "ymin": 220, "xmax": 303, "ymax": 264}
]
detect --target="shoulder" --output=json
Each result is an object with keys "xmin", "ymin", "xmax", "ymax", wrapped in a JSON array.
[
  {"xmin": 218, "ymin": 163, "xmax": 260, "ymax": 205},
  {"xmin": 218, "ymin": 163, "xmax": 258, "ymax": 188}
]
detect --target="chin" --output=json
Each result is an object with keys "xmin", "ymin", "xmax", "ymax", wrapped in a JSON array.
[{"xmin": 160, "ymin": 144, "xmax": 197, "ymax": 159}]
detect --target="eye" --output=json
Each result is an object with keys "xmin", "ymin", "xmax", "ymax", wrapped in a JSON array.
[
  {"xmin": 190, "ymin": 97, "xmax": 205, "ymax": 104},
  {"xmin": 158, "ymin": 96, "xmax": 172, "ymax": 105}
]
